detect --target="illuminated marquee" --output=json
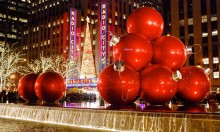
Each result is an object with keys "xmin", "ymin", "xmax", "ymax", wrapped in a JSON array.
[
  {"xmin": 67, "ymin": 78, "xmax": 98, "ymax": 87},
  {"xmin": 69, "ymin": 8, "xmax": 77, "ymax": 58},
  {"xmin": 100, "ymin": 1, "xmax": 108, "ymax": 71}
]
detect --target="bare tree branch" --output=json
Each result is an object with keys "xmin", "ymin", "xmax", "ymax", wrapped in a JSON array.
[
  {"xmin": 49, "ymin": 55, "xmax": 79, "ymax": 78},
  {"xmin": 0, "ymin": 43, "xmax": 25, "ymax": 92}
]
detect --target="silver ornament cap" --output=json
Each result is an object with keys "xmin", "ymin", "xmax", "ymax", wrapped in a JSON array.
[{"xmin": 113, "ymin": 61, "xmax": 125, "ymax": 72}]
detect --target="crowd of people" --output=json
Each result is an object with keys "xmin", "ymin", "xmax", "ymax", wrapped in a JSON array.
[
  {"xmin": 64, "ymin": 92, "xmax": 97, "ymax": 102},
  {"xmin": 0, "ymin": 86, "xmax": 99, "ymax": 103},
  {"xmin": 1, "ymin": 87, "xmax": 220, "ymax": 104},
  {"xmin": 0, "ymin": 88, "xmax": 25, "ymax": 103}
]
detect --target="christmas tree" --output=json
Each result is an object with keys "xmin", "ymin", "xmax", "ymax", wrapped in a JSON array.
[{"xmin": 80, "ymin": 17, "xmax": 96, "ymax": 79}]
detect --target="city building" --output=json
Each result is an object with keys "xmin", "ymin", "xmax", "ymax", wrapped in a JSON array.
[
  {"xmin": 2, "ymin": 0, "xmax": 220, "ymax": 90},
  {"xmin": 18, "ymin": 0, "xmax": 164, "ymax": 98},
  {"xmin": 0, "ymin": 0, "xmax": 31, "ymax": 46},
  {"xmin": 163, "ymin": 0, "xmax": 220, "ymax": 90},
  {"xmin": 20, "ymin": 0, "xmax": 163, "ymax": 89}
]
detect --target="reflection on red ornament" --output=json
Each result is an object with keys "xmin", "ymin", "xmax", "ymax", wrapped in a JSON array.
[
  {"xmin": 97, "ymin": 61, "xmax": 140, "ymax": 105},
  {"xmin": 152, "ymin": 36, "xmax": 187, "ymax": 71},
  {"xmin": 140, "ymin": 64, "xmax": 177, "ymax": 105},
  {"xmin": 18, "ymin": 73, "xmax": 39, "ymax": 102},
  {"xmin": 113, "ymin": 33, "xmax": 152, "ymax": 71},
  {"xmin": 177, "ymin": 66, "xmax": 211, "ymax": 104},
  {"xmin": 35, "ymin": 72, "xmax": 66, "ymax": 103},
  {"xmin": 126, "ymin": 7, "xmax": 164, "ymax": 41}
]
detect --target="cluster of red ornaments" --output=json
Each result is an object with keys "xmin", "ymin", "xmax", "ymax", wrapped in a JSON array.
[
  {"xmin": 98, "ymin": 7, "xmax": 211, "ymax": 105},
  {"xmin": 18, "ymin": 72, "xmax": 66, "ymax": 103}
]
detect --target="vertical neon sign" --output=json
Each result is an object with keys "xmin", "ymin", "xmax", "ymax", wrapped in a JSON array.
[
  {"xmin": 100, "ymin": 0, "xmax": 108, "ymax": 72},
  {"xmin": 69, "ymin": 8, "xmax": 77, "ymax": 58},
  {"xmin": 69, "ymin": 8, "xmax": 78, "ymax": 79}
]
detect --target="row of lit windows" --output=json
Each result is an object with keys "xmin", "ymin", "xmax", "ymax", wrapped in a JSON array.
[
  {"xmin": 31, "ymin": 1, "xmax": 141, "ymax": 15},
  {"xmin": 8, "ymin": 6, "xmax": 16, "ymax": 11},
  {"xmin": 28, "ymin": 14, "xmax": 125, "ymax": 34},
  {"xmin": 7, "ymin": 34, "xmax": 17, "ymax": 39},
  {"xmin": 0, "ymin": 13, "xmax": 27, "ymax": 23},
  {"xmin": 187, "ymin": 30, "xmax": 218, "ymax": 38},
  {"xmin": 21, "ymin": 0, "xmax": 31, "ymax": 3},
  {"xmin": 31, "ymin": 40, "xmax": 50, "ymax": 48},
  {"xmin": 203, "ymin": 57, "xmax": 219, "ymax": 64},
  {"xmin": 22, "ymin": 40, "xmax": 51, "ymax": 50},
  {"xmin": 32, "ymin": 0, "xmax": 140, "ymax": 7},
  {"xmin": 179, "ymin": 16, "xmax": 217, "ymax": 26},
  {"xmin": 32, "ymin": 0, "xmax": 58, "ymax": 8},
  {"xmin": 0, "ymin": 33, "xmax": 17, "ymax": 39}
]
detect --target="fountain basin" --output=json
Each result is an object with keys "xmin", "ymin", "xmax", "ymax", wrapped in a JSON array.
[{"xmin": 0, "ymin": 103, "xmax": 220, "ymax": 131}]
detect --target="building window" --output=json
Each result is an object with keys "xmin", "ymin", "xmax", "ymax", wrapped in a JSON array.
[
  {"xmin": 0, "ymin": 32, "xmax": 5, "ymax": 37},
  {"xmin": 8, "ymin": 6, "xmax": 16, "ymax": 10},
  {"xmin": 19, "ymin": 18, "xmax": 28, "ymax": 23},
  {"xmin": 213, "ymin": 72, "xmax": 219, "ymax": 79},
  {"xmin": 213, "ymin": 57, "xmax": 219, "ymax": 64},
  {"xmin": 202, "ymin": 58, "xmax": 209, "ymax": 65}
]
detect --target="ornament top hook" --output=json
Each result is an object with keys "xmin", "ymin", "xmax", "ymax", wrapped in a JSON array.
[
  {"xmin": 113, "ymin": 61, "xmax": 125, "ymax": 72},
  {"xmin": 172, "ymin": 70, "xmax": 182, "ymax": 82},
  {"xmin": 110, "ymin": 35, "xmax": 120, "ymax": 46},
  {"xmin": 185, "ymin": 44, "xmax": 202, "ymax": 56},
  {"xmin": 204, "ymin": 67, "xmax": 211, "ymax": 75}
]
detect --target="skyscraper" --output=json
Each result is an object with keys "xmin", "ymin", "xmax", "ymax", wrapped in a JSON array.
[
  {"xmin": 0, "ymin": 0, "xmax": 31, "ymax": 46},
  {"xmin": 163, "ymin": 0, "xmax": 220, "ymax": 90},
  {"xmin": 21, "ymin": 0, "xmax": 163, "ymax": 74}
]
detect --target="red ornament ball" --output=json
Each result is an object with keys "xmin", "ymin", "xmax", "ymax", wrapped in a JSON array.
[
  {"xmin": 152, "ymin": 36, "xmax": 187, "ymax": 71},
  {"xmin": 34, "ymin": 71, "xmax": 66, "ymax": 103},
  {"xmin": 176, "ymin": 66, "xmax": 211, "ymax": 104},
  {"xmin": 18, "ymin": 73, "xmax": 39, "ymax": 102},
  {"xmin": 126, "ymin": 7, "xmax": 164, "ymax": 41},
  {"xmin": 98, "ymin": 62, "xmax": 140, "ymax": 105},
  {"xmin": 113, "ymin": 33, "xmax": 153, "ymax": 71},
  {"xmin": 140, "ymin": 64, "xmax": 177, "ymax": 105}
]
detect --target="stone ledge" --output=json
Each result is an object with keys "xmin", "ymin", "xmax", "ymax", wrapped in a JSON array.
[{"xmin": 0, "ymin": 104, "xmax": 220, "ymax": 131}]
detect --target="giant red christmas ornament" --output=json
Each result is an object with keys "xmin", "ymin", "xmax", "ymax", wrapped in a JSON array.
[
  {"xmin": 34, "ymin": 71, "xmax": 66, "ymax": 102},
  {"xmin": 152, "ymin": 36, "xmax": 187, "ymax": 71},
  {"xmin": 18, "ymin": 73, "xmax": 39, "ymax": 102},
  {"xmin": 113, "ymin": 33, "xmax": 153, "ymax": 71},
  {"xmin": 140, "ymin": 64, "xmax": 177, "ymax": 105},
  {"xmin": 176, "ymin": 66, "xmax": 211, "ymax": 104},
  {"xmin": 126, "ymin": 7, "xmax": 164, "ymax": 41},
  {"xmin": 97, "ymin": 61, "xmax": 140, "ymax": 105}
]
